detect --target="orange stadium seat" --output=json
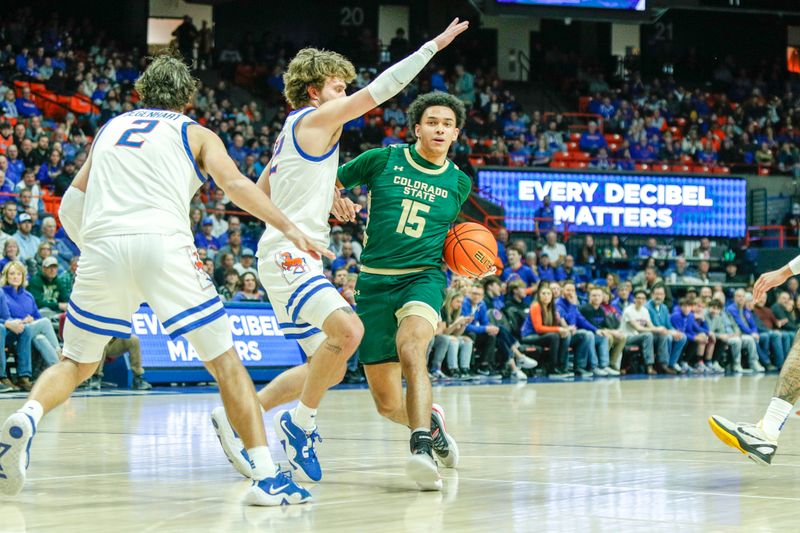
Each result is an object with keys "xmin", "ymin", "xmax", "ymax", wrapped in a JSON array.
[
  {"xmin": 713, "ymin": 166, "xmax": 730, "ymax": 174},
  {"xmin": 553, "ymin": 151, "xmax": 570, "ymax": 161},
  {"xmin": 569, "ymin": 132, "xmax": 582, "ymax": 142},
  {"xmin": 468, "ymin": 156, "xmax": 485, "ymax": 167},
  {"xmin": 604, "ymin": 133, "xmax": 621, "ymax": 143},
  {"xmin": 635, "ymin": 163, "xmax": 650, "ymax": 171},
  {"xmin": 566, "ymin": 141, "xmax": 578, "ymax": 151},
  {"xmin": 758, "ymin": 166, "xmax": 771, "ymax": 175},
  {"xmin": 671, "ymin": 164, "xmax": 690, "ymax": 172},
  {"xmin": 572, "ymin": 152, "xmax": 591, "ymax": 162},
  {"xmin": 694, "ymin": 165, "xmax": 711, "ymax": 173},
  {"xmin": 549, "ymin": 161, "xmax": 567, "ymax": 168},
  {"xmin": 567, "ymin": 161, "xmax": 587, "ymax": 169},
  {"xmin": 653, "ymin": 163, "xmax": 670, "ymax": 172}
]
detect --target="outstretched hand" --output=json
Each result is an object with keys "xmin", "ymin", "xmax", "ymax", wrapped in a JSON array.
[
  {"xmin": 433, "ymin": 18, "xmax": 470, "ymax": 51},
  {"xmin": 330, "ymin": 189, "xmax": 362, "ymax": 223},
  {"xmin": 285, "ymin": 226, "xmax": 335, "ymax": 261},
  {"xmin": 753, "ymin": 265, "xmax": 793, "ymax": 303}
]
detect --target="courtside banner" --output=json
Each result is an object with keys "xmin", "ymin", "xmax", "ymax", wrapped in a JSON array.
[
  {"xmin": 477, "ymin": 169, "xmax": 746, "ymax": 237},
  {"xmin": 133, "ymin": 303, "xmax": 304, "ymax": 368}
]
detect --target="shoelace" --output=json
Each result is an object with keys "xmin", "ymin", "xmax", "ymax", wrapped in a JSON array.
[{"xmin": 307, "ymin": 430, "xmax": 322, "ymax": 449}]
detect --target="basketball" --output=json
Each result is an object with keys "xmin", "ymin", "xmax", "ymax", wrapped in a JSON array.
[{"xmin": 443, "ymin": 222, "xmax": 498, "ymax": 277}]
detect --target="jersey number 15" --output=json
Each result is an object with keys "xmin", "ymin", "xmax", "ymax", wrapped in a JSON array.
[{"xmin": 396, "ymin": 199, "xmax": 430, "ymax": 239}]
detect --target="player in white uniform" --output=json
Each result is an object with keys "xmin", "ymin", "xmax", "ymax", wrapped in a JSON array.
[
  {"xmin": 709, "ymin": 254, "xmax": 800, "ymax": 464},
  {"xmin": 0, "ymin": 54, "xmax": 331, "ymax": 506},
  {"xmin": 210, "ymin": 19, "xmax": 469, "ymax": 487}
]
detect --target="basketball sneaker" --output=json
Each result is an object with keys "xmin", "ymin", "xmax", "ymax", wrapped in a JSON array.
[
  {"xmin": 430, "ymin": 403, "xmax": 459, "ymax": 468},
  {"xmin": 210, "ymin": 406, "xmax": 252, "ymax": 478},
  {"xmin": 406, "ymin": 431, "xmax": 442, "ymax": 491},
  {"xmin": 243, "ymin": 468, "xmax": 312, "ymax": 506},
  {"xmin": 0, "ymin": 412, "xmax": 36, "ymax": 496},
  {"xmin": 708, "ymin": 415, "xmax": 777, "ymax": 465},
  {"xmin": 273, "ymin": 409, "xmax": 322, "ymax": 483},
  {"xmin": 516, "ymin": 354, "xmax": 538, "ymax": 369}
]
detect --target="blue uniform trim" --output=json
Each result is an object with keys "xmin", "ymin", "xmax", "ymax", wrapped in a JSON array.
[
  {"xmin": 285, "ymin": 275, "xmax": 327, "ymax": 313},
  {"xmin": 284, "ymin": 327, "xmax": 321, "ymax": 339},
  {"xmin": 181, "ymin": 121, "xmax": 207, "ymax": 183},
  {"xmin": 278, "ymin": 321, "xmax": 311, "ymax": 329},
  {"xmin": 66, "ymin": 311, "xmax": 132, "ymax": 338},
  {"xmin": 291, "ymin": 282, "xmax": 333, "ymax": 323},
  {"xmin": 287, "ymin": 106, "xmax": 312, "ymax": 117},
  {"xmin": 163, "ymin": 296, "xmax": 222, "ymax": 329},
  {"xmin": 68, "ymin": 300, "xmax": 132, "ymax": 328},
  {"xmin": 292, "ymin": 109, "xmax": 339, "ymax": 162},
  {"xmin": 169, "ymin": 307, "xmax": 228, "ymax": 339}
]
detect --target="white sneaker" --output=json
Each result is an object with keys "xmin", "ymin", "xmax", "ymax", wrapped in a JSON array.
[
  {"xmin": 431, "ymin": 403, "xmax": 459, "ymax": 468},
  {"xmin": 211, "ymin": 406, "xmax": 253, "ymax": 478},
  {"xmin": 708, "ymin": 416, "xmax": 777, "ymax": 465},
  {"xmin": 0, "ymin": 412, "xmax": 36, "ymax": 496},
  {"xmin": 732, "ymin": 365, "xmax": 744, "ymax": 374},
  {"xmin": 406, "ymin": 453, "xmax": 442, "ymax": 491},
  {"xmin": 752, "ymin": 360, "xmax": 766, "ymax": 372},
  {"xmin": 672, "ymin": 363, "xmax": 684, "ymax": 374},
  {"xmin": 711, "ymin": 361, "xmax": 725, "ymax": 374},
  {"xmin": 512, "ymin": 368, "xmax": 528, "ymax": 381},
  {"xmin": 592, "ymin": 367, "xmax": 608, "ymax": 377},
  {"xmin": 603, "ymin": 366, "xmax": 620, "ymax": 376},
  {"xmin": 516, "ymin": 355, "xmax": 538, "ymax": 369}
]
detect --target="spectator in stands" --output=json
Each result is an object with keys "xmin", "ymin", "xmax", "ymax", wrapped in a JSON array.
[
  {"xmin": 620, "ymin": 290, "xmax": 660, "ymax": 375},
  {"xmin": 520, "ymin": 285, "xmax": 572, "ymax": 378},
  {"xmin": 555, "ymin": 281, "xmax": 595, "ymax": 377},
  {"xmin": 38, "ymin": 219, "xmax": 71, "ymax": 273},
  {"xmin": 30, "ymin": 136, "xmax": 50, "ymax": 167},
  {"xmin": 579, "ymin": 121, "xmax": 607, "ymax": 155},
  {"xmin": 604, "ymin": 235, "xmax": 628, "ymax": 260},
  {"xmin": 533, "ymin": 195, "xmax": 554, "ymax": 236},
  {"xmin": 669, "ymin": 296, "xmax": 712, "ymax": 373},
  {"xmin": 25, "ymin": 241, "xmax": 52, "ymax": 277},
  {"xmin": 482, "ymin": 276, "xmax": 536, "ymax": 379},
  {"xmin": 579, "ymin": 287, "xmax": 624, "ymax": 374},
  {"xmin": 668, "ymin": 256, "xmax": 697, "ymax": 283},
  {"xmin": 233, "ymin": 248, "xmax": 257, "ymax": 277},
  {"xmin": 754, "ymin": 291, "xmax": 792, "ymax": 367},
  {"xmin": 209, "ymin": 202, "xmax": 228, "ymax": 238},
  {"xmin": 0, "ymin": 281, "xmax": 33, "ymax": 392},
  {"xmin": 331, "ymin": 242, "xmax": 359, "ymax": 274},
  {"xmin": 28, "ymin": 256, "xmax": 70, "ymax": 318},
  {"xmin": 1, "ymin": 261, "xmax": 59, "ymax": 385},
  {"xmin": 195, "ymin": 217, "xmax": 220, "ymax": 257},
  {"xmin": 218, "ymin": 269, "xmax": 240, "ymax": 301},
  {"xmin": 227, "ymin": 132, "xmax": 248, "ymax": 168},
  {"xmin": 13, "ymin": 213, "xmax": 39, "ymax": 261},
  {"xmin": 503, "ymin": 111, "xmax": 526, "ymax": 139},
  {"xmin": 454, "ymin": 64, "xmax": 475, "ymax": 107},
  {"xmin": 541, "ymin": 230, "xmax": 566, "ymax": 266},
  {"xmin": 1, "ymin": 91, "xmax": 18, "ymax": 119},
  {"xmin": 431, "ymin": 288, "xmax": 474, "ymax": 380},
  {"xmin": 0, "ymin": 169, "xmax": 12, "ymax": 195},
  {"xmin": 216, "ymin": 229, "xmax": 243, "ymax": 267},
  {"xmin": 578, "ymin": 235, "xmax": 599, "ymax": 271},
  {"xmin": 695, "ymin": 260, "xmax": 712, "ymax": 284},
  {"xmin": 532, "ymin": 137, "xmax": 553, "ymax": 167},
  {"xmin": 693, "ymin": 237, "xmax": 713, "ymax": 259},
  {"xmin": 89, "ymin": 336, "xmax": 152, "ymax": 390},
  {"xmin": 495, "ymin": 227, "xmax": 509, "ymax": 265},
  {"xmin": 1, "ymin": 201, "xmax": 17, "ymax": 235},
  {"xmin": 771, "ymin": 290, "xmax": 799, "ymax": 333},
  {"xmin": 646, "ymin": 285, "xmax": 687, "ymax": 374},
  {"xmin": 462, "ymin": 283, "xmax": 501, "ymax": 377},
  {"xmin": 705, "ymin": 299, "xmax": 754, "ymax": 374},
  {"xmin": 328, "ymin": 225, "xmax": 344, "ymax": 256},
  {"xmin": 383, "ymin": 100, "xmax": 405, "ymax": 126},
  {"xmin": 555, "ymin": 254, "xmax": 583, "ymax": 285},
  {"xmin": 15, "ymin": 87, "xmax": 40, "ymax": 118},
  {"xmin": 612, "ymin": 281, "xmax": 633, "ymax": 313},
  {"xmin": 537, "ymin": 253, "xmax": 556, "ymax": 282},
  {"xmin": 727, "ymin": 289, "xmax": 769, "ymax": 372},
  {"xmin": 635, "ymin": 265, "xmax": 672, "ymax": 305},
  {"xmin": 53, "ymin": 159, "xmax": 76, "ymax": 196},
  {"xmin": 500, "ymin": 246, "xmax": 537, "ymax": 287},
  {"xmin": 231, "ymin": 272, "xmax": 267, "ymax": 302},
  {"xmin": 36, "ymin": 149, "xmax": 62, "ymax": 187},
  {"xmin": 5, "ymin": 145, "xmax": 24, "ymax": 184},
  {"xmin": 172, "ymin": 15, "xmax": 199, "ymax": 62},
  {"xmin": 787, "ymin": 278, "xmax": 800, "ymax": 301},
  {"xmin": 724, "ymin": 262, "xmax": 747, "ymax": 284},
  {"xmin": 503, "ymin": 280, "xmax": 530, "ymax": 318}
]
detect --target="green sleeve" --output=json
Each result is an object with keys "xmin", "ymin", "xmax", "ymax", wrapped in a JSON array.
[
  {"xmin": 456, "ymin": 171, "xmax": 473, "ymax": 206},
  {"xmin": 337, "ymin": 147, "xmax": 391, "ymax": 189},
  {"xmin": 57, "ymin": 274, "xmax": 72, "ymax": 303}
]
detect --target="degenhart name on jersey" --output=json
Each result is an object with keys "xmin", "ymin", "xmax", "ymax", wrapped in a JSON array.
[{"xmin": 393, "ymin": 175, "xmax": 450, "ymax": 203}]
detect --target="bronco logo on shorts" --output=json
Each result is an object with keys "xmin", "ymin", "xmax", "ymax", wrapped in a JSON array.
[{"xmin": 277, "ymin": 251, "xmax": 309, "ymax": 275}]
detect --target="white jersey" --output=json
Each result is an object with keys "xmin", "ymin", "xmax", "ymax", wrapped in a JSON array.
[
  {"xmin": 82, "ymin": 109, "xmax": 206, "ymax": 242},
  {"xmin": 257, "ymin": 106, "xmax": 339, "ymax": 258}
]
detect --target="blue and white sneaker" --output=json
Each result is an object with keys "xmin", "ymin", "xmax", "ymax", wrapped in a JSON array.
[
  {"xmin": 273, "ymin": 409, "xmax": 322, "ymax": 483},
  {"xmin": 211, "ymin": 406, "xmax": 252, "ymax": 478},
  {"xmin": 0, "ymin": 412, "xmax": 36, "ymax": 496},
  {"xmin": 243, "ymin": 469, "xmax": 312, "ymax": 506}
]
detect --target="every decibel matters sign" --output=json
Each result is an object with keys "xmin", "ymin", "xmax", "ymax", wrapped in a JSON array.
[{"xmin": 478, "ymin": 169, "xmax": 747, "ymax": 237}]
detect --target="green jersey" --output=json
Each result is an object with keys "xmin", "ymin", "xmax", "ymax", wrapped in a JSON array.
[{"xmin": 338, "ymin": 144, "xmax": 472, "ymax": 271}]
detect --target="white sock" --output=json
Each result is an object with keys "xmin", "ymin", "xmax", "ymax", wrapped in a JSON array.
[
  {"xmin": 247, "ymin": 446, "xmax": 276, "ymax": 481},
  {"xmin": 292, "ymin": 401, "xmax": 317, "ymax": 431},
  {"xmin": 760, "ymin": 397, "xmax": 793, "ymax": 442},
  {"xmin": 18, "ymin": 400, "xmax": 44, "ymax": 427}
]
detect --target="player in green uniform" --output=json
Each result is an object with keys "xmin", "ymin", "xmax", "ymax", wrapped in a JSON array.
[{"xmin": 336, "ymin": 92, "xmax": 473, "ymax": 490}]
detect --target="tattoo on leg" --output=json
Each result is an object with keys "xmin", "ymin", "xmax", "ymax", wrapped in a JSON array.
[
  {"xmin": 338, "ymin": 306, "xmax": 355, "ymax": 314},
  {"xmin": 325, "ymin": 341, "xmax": 343, "ymax": 354},
  {"xmin": 774, "ymin": 332, "xmax": 800, "ymax": 404}
]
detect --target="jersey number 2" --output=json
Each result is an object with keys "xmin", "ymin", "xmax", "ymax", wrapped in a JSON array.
[
  {"xmin": 396, "ymin": 199, "xmax": 430, "ymax": 239},
  {"xmin": 115, "ymin": 119, "xmax": 159, "ymax": 148}
]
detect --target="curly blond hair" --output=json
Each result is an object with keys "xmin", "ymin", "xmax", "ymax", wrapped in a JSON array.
[
  {"xmin": 134, "ymin": 51, "xmax": 198, "ymax": 111},
  {"xmin": 283, "ymin": 48, "xmax": 356, "ymax": 109}
]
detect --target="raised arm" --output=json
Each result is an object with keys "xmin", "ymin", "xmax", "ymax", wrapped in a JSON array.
[
  {"xmin": 302, "ymin": 18, "xmax": 469, "ymax": 133},
  {"xmin": 191, "ymin": 125, "xmax": 333, "ymax": 260}
]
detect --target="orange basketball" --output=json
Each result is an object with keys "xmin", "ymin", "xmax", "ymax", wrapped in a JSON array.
[{"xmin": 443, "ymin": 222, "xmax": 498, "ymax": 277}]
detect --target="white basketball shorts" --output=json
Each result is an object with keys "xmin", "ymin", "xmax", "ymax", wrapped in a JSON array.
[
  {"xmin": 63, "ymin": 233, "xmax": 232, "ymax": 363},
  {"xmin": 258, "ymin": 246, "xmax": 349, "ymax": 357}
]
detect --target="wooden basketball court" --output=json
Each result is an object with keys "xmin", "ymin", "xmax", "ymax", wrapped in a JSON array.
[{"xmin": 1, "ymin": 375, "xmax": 799, "ymax": 532}]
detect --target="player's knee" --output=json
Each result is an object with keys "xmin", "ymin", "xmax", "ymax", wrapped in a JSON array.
[{"xmin": 328, "ymin": 317, "xmax": 363, "ymax": 355}]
